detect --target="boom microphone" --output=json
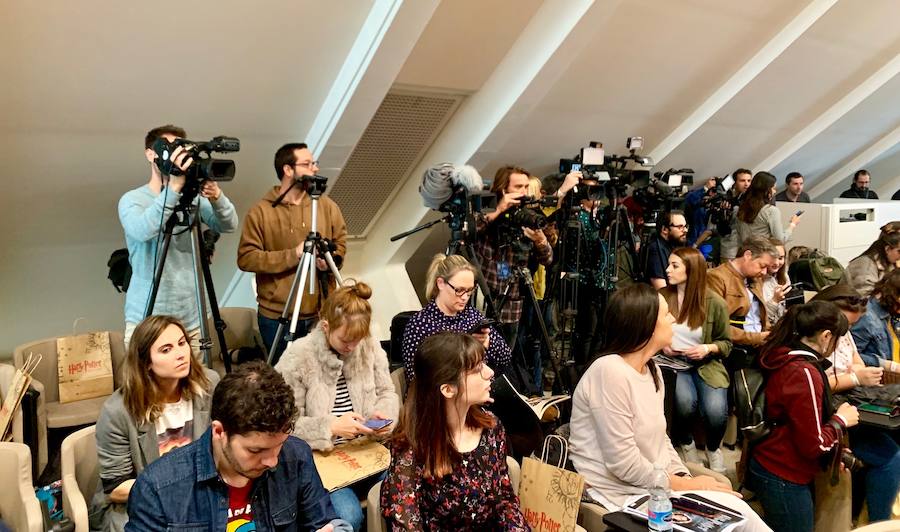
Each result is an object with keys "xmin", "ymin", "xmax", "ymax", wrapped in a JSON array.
[{"xmin": 419, "ymin": 163, "xmax": 485, "ymax": 210}]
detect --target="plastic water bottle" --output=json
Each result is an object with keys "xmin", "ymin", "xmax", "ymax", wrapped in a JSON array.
[{"xmin": 648, "ymin": 464, "xmax": 673, "ymax": 531}]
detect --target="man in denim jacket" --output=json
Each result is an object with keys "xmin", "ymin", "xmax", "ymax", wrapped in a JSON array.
[{"xmin": 126, "ymin": 362, "xmax": 350, "ymax": 532}]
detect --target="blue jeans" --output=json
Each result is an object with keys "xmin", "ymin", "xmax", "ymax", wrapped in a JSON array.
[
  {"xmin": 850, "ymin": 426, "xmax": 900, "ymax": 522},
  {"xmin": 674, "ymin": 369, "xmax": 728, "ymax": 450},
  {"xmin": 328, "ymin": 471, "xmax": 386, "ymax": 532},
  {"xmin": 747, "ymin": 457, "xmax": 813, "ymax": 532},
  {"xmin": 258, "ymin": 314, "xmax": 315, "ymax": 366}
]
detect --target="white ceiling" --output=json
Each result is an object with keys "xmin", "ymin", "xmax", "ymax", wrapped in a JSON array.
[{"xmin": 3, "ymin": 0, "xmax": 900, "ymax": 355}]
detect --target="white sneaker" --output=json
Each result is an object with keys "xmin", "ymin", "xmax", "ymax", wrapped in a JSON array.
[
  {"xmin": 707, "ymin": 448, "xmax": 726, "ymax": 473},
  {"xmin": 680, "ymin": 441, "xmax": 701, "ymax": 465}
]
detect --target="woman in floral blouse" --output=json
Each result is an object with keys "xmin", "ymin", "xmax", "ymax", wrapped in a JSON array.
[{"xmin": 381, "ymin": 332, "xmax": 529, "ymax": 531}]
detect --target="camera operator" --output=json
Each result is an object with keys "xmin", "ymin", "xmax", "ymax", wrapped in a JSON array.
[
  {"xmin": 719, "ymin": 168, "xmax": 753, "ymax": 261},
  {"xmin": 644, "ymin": 211, "xmax": 688, "ymax": 289},
  {"xmin": 237, "ymin": 143, "xmax": 347, "ymax": 364},
  {"xmin": 684, "ymin": 177, "xmax": 717, "ymax": 245},
  {"xmin": 475, "ymin": 165, "xmax": 554, "ymax": 350},
  {"xmin": 119, "ymin": 125, "xmax": 238, "ymax": 347}
]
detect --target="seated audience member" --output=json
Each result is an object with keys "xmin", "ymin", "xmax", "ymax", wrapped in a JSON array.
[
  {"xmin": 381, "ymin": 332, "xmax": 528, "ymax": 530},
  {"xmin": 707, "ymin": 236, "xmax": 777, "ymax": 355},
  {"xmin": 761, "ymin": 239, "xmax": 791, "ymax": 327},
  {"xmin": 401, "ymin": 254, "xmax": 510, "ymax": 382},
  {"xmin": 95, "ymin": 315, "xmax": 219, "ymax": 532},
  {"xmin": 851, "ymin": 269, "xmax": 900, "ymax": 368},
  {"xmin": 839, "ymin": 169, "xmax": 878, "ymax": 199},
  {"xmin": 773, "ymin": 172, "xmax": 810, "ymax": 203},
  {"xmin": 842, "ymin": 224, "xmax": 900, "ymax": 297},
  {"xmin": 661, "ymin": 248, "xmax": 732, "ymax": 473},
  {"xmin": 276, "ymin": 281, "xmax": 399, "ymax": 531},
  {"xmin": 126, "ymin": 361, "xmax": 350, "ymax": 531},
  {"xmin": 748, "ymin": 301, "xmax": 859, "ymax": 532},
  {"xmin": 645, "ymin": 210, "xmax": 689, "ymax": 289},
  {"xmin": 568, "ymin": 284, "xmax": 768, "ymax": 530},
  {"xmin": 813, "ymin": 286, "xmax": 900, "ymax": 522}
]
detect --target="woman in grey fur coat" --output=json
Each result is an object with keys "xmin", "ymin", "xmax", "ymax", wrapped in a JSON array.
[{"xmin": 275, "ymin": 281, "xmax": 398, "ymax": 531}]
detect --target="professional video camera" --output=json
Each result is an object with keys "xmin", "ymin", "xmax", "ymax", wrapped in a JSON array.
[
  {"xmin": 152, "ymin": 136, "xmax": 240, "ymax": 206},
  {"xmin": 558, "ymin": 138, "xmax": 653, "ymax": 195},
  {"xmin": 701, "ymin": 174, "xmax": 737, "ymax": 234},
  {"xmin": 632, "ymin": 168, "xmax": 694, "ymax": 230},
  {"xmin": 419, "ymin": 163, "xmax": 495, "ymax": 230}
]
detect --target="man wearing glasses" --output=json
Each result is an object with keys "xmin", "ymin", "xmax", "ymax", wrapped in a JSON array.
[
  {"xmin": 645, "ymin": 211, "xmax": 689, "ymax": 289},
  {"xmin": 238, "ymin": 143, "xmax": 347, "ymax": 364}
]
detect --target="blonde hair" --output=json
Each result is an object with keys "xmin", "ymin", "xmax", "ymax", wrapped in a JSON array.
[
  {"xmin": 527, "ymin": 176, "xmax": 542, "ymax": 198},
  {"xmin": 121, "ymin": 315, "xmax": 210, "ymax": 424},
  {"xmin": 319, "ymin": 279, "xmax": 373, "ymax": 342},
  {"xmin": 425, "ymin": 254, "xmax": 476, "ymax": 300}
]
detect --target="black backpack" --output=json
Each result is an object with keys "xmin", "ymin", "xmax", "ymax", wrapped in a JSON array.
[
  {"xmin": 733, "ymin": 367, "xmax": 770, "ymax": 445},
  {"xmin": 107, "ymin": 248, "xmax": 132, "ymax": 293}
]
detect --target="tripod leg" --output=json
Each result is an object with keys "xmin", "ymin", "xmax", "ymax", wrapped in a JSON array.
[
  {"xmin": 269, "ymin": 250, "xmax": 313, "ymax": 365},
  {"xmin": 322, "ymin": 251, "xmax": 344, "ymax": 285},
  {"xmin": 519, "ymin": 269, "xmax": 569, "ymax": 394},
  {"xmin": 188, "ymin": 224, "xmax": 213, "ymax": 367},
  {"xmin": 144, "ymin": 230, "xmax": 174, "ymax": 318},
  {"xmin": 196, "ymin": 228, "xmax": 231, "ymax": 373}
]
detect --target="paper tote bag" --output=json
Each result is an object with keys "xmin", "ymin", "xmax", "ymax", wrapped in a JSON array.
[
  {"xmin": 57, "ymin": 331, "xmax": 114, "ymax": 403},
  {"xmin": 518, "ymin": 435, "xmax": 585, "ymax": 532}
]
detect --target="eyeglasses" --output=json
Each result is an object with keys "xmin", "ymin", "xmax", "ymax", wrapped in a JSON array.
[
  {"xmin": 293, "ymin": 160, "xmax": 319, "ymax": 169},
  {"xmin": 668, "ymin": 224, "xmax": 688, "ymax": 230},
  {"xmin": 444, "ymin": 279, "xmax": 476, "ymax": 297}
]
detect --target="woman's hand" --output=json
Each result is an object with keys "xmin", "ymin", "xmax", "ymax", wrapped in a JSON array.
[
  {"xmin": 855, "ymin": 367, "xmax": 884, "ymax": 387},
  {"xmin": 330, "ymin": 412, "xmax": 374, "ymax": 439},
  {"xmin": 789, "ymin": 214, "xmax": 801, "ymax": 228},
  {"xmin": 368, "ymin": 411, "xmax": 394, "ymax": 435},
  {"xmin": 671, "ymin": 474, "xmax": 741, "ymax": 498},
  {"xmin": 773, "ymin": 283, "xmax": 791, "ymax": 303},
  {"xmin": 836, "ymin": 403, "xmax": 859, "ymax": 428},
  {"xmin": 108, "ymin": 478, "xmax": 136, "ymax": 504},
  {"xmin": 471, "ymin": 330, "xmax": 490, "ymax": 350},
  {"xmin": 682, "ymin": 344, "xmax": 711, "ymax": 361},
  {"xmin": 662, "ymin": 346, "xmax": 681, "ymax": 356}
]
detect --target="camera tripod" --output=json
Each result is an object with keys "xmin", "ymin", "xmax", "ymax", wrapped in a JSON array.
[
  {"xmin": 494, "ymin": 263, "xmax": 569, "ymax": 394},
  {"xmin": 267, "ymin": 178, "xmax": 343, "ymax": 365},
  {"xmin": 145, "ymin": 195, "xmax": 231, "ymax": 373}
]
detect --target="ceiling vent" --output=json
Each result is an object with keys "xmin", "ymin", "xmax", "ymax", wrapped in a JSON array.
[{"xmin": 328, "ymin": 89, "xmax": 464, "ymax": 237}]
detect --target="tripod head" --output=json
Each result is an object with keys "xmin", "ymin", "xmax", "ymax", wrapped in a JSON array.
[{"xmin": 272, "ymin": 174, "xmax": 330, "ymax": 207}]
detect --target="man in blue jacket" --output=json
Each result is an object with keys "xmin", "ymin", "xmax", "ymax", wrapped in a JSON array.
[{"xmin": 126, "ymin": 361, "xmax": 350, "ymax": 532}]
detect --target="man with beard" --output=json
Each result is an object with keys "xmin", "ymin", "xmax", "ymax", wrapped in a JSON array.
[
  {"xmin": 126, "ymin": 361, "xmax": 350, "ymax": 532},
  {"xmin": 645, "ymin": 210, "xmax": 689, "ymax": 289},
  {"xmin": 840, "ymin": 169, "xmax": 879, "ymax": 199}
]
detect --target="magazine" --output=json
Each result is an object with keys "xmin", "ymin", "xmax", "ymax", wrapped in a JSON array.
[
  {"xmin": 494, "ymin": 375, "xmax": 570, "ymax": 420},
  {"xmin": 621, "ymin": 493, "xmax": 747, "ymax": 532}
]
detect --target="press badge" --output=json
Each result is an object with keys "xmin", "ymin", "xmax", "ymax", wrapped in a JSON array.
[{"xmin": 497, "ymin": 260, "xmax": 511, "ymax": 281}]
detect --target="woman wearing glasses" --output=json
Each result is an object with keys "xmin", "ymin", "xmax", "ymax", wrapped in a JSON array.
[
  {"xmin": 382, "ymin": 332, "xmax": 528, "ymax": 530},
  {"xmin": 401, "ymin": 254, "xmax": 511, "ymax": 382},
  {"xmin": 812, "ymin": 285, "xmax": 900, "ymax": 524}
]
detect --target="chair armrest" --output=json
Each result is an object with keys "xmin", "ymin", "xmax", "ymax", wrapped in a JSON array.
[
  {"xmin": 61, "ymin": 464, "xmax": 90, "ymax": 530},
  {"xmin": 27, "ymin": 378, "xmax": 48, "ymax": 476},
  {"xmin": 578, "ymin": 500, "xmax": 609, "ymax": 532}
]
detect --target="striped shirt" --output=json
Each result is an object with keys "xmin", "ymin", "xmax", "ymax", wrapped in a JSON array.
[{"xmin": 332, "ymin": 373, "xmax": 354, "ymax": 444}]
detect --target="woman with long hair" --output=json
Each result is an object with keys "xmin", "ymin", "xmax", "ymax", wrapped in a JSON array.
[
  {"xmin": 733, "ymin": 172, "xmax": 800, "ymax": 249},
  {"xmin": 843, "ymin": 223, "xmax": 900, "ymax": 297},
  {"xmin": 381, "ymin": 332, "xmax": 528, "ymax": 530},
  {"xmin": 661, "ymin": 247, "xmax": 732, "ymax": 472},
  {"xmin": 568, "ymin": 284, "xmax": 768, "ymax": 530},
  {"xmin": 276, "ymin": 281, "xmax": 399, "ymax": 531},
  {"xmin": 401, "ymin": 254, "xmax": 510, "ymax": 382},
  {"xmin": 761, "ymin": 238, "xmax": 791, "ymax": 327},
  {"xmin": 747, "ymin": 301, "xmax": 859, "ymax": 532},
  {"xmin": 95, "ymin": 315, "xmax": 218, "ymax": 532},
  {"xmin": 812, "ymin": 286, "xmax": 900, "ymax": 523}
]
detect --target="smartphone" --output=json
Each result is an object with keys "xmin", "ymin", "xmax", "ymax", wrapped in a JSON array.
[
  {"xmin": 795, "ymin": 210, "xmax": 804, "ymax": 216},
  {"xmin": 467, "ymin": 319, "xmax": 496, "ymax": 334},
  {"xmin": 363, "ymin": 418, "xmax": 393, "ymax": 430},
  {"xmin": 859, "ymin": 403, "xmax": 895, "ymax": 416}
]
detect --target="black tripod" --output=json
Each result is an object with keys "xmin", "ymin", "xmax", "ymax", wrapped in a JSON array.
[
  {"xmin": 267, "ymin": 177, "xmax": 343, "ymax": 365},
  {"xmin": 145, "ymin": 197, "xmax": 231, "ymax": 372},
  {"xmin": 494, "ymin": 264, "xmax": 569, "ymax": 394}
]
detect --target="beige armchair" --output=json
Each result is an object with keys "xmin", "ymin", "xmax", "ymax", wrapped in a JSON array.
[
  {"xmin": 0, "ymin": 363, "xmax": 47, "ymax": 475},
  {"xmin": 61, "ymin": 425, "xmax": 99, "ymax": 532},
  {"xmin": 390, "ymin": 367, "xmax": 407, "ymax": 403},
  {"xmin": 0, "ymin": 442, "xmax": 43, "ymax": 532},
  {"xmin": 13, "ymin": 331, "xmax": 126, "ymax": 429},
  {"xmin": 208, "ymin": 307, "xmax": 266, "ymax": 371}
]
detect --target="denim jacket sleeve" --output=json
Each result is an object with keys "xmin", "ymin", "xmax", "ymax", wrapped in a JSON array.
[
  {"xmin": 286, "ymin": 438, "xmax": 351, "ymax": 532},
  {"xmin": 124, "ymin": 472, "xmax": 168, "ymax": 531},
  {"xmin": 851, "ymin": 313, "xmax": 884, "ymax": 367}
]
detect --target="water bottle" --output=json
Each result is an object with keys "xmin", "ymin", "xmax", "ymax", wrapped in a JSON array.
[{"xmin": 648, "ymin": 464, "xmax": 673, "ymax": 531}]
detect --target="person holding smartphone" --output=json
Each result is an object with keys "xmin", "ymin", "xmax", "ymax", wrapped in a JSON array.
[
  {"xmin": 732, "ymin": 172, "xmax": 800, "ymax": 253},
  {"xmin": 660, "ymin": 248, "xmax": 732, "ymax": 473},
  {"xmin": 761, "ymin": 239, "xmax": 792, "ymax": 327},
  {"xmin": 276, "ymin": 281, "xmax": 399, "ymax": 531}
]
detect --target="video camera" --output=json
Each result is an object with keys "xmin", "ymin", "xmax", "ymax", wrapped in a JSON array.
[
  {"xmin": 632, "ymin": 168, "xmax": 694, "ymax": 230},
  {"xmin": 152, "ymin": 136, "xmax": 239, "ymax": 182},
  {"xmin": 558, "ymin": 138, "xmax": 653, "ymax": 199},
  {"xmin": 701, "ymin": 174, "xmax": 737, "ymax": 233}
]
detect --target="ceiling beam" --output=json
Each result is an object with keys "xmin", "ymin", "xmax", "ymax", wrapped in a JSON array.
[
  {"xmin": 877, "ymin": 172, "xmax": 900, "ymax": 200},
  {"xmin": 647, "ymin": 0, "xmax": 837, "ymax": 165},
  {"xmin": 755, "ymin": 53, "xmax": 900, "ymax": 172},
  {"xmin": 808, "ymin": 122, "xmax": 900, "ymax": 198}
]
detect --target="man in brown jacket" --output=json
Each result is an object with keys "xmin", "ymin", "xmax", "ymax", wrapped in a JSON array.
[
  {"xmin": 707, "ymin": 236, "xmax": 776, "ymax": 350},
  {"xmin": 238, "ymin": 142, "xmax": 347, "ymax": 363}
]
